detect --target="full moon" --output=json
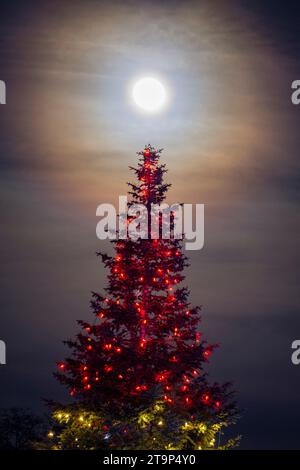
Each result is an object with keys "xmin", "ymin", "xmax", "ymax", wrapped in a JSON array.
[{"xmin": 132, "ymin": 77, "xmax": 167, "ymax": 113}]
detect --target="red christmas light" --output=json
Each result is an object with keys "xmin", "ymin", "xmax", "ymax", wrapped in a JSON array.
[
  {"xmin": 169, "ymin": 356, "xmax": 178, "ymax": 363},
  {"xmin": 156, "ymin": 371, "xmax": 170, "ymax": 382},
  {"xmin": 202, "ymin": 393, "xmax": 210, "ymax": 404},
  {"xmin": 163, "ymin": 395, "xmax": 173, "ymax": 404},
  {"xmin": 203, "ymin": 348, "xmax": 212, "ymax": 359}
]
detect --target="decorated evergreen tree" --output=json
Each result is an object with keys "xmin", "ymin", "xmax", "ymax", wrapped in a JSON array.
[{"xmin": 50, "ymin": 145, "xmax": 239, "ymax": 450}]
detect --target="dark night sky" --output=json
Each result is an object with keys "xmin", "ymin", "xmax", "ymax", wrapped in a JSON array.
[{"xmin": 1, "ymin": 0, "xmax": 300, "ymax": 449}]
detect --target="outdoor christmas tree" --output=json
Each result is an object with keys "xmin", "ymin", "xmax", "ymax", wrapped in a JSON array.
[{"xmin": 50, "ymin": 145, "xmax": 239, "ymax": 450}]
